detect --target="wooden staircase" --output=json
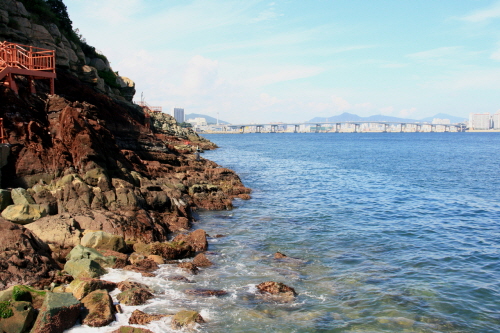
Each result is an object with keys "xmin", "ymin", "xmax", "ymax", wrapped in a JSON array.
[{"xmin": 0, "ymin": 41, "xmax": 56, "ymax": 95}]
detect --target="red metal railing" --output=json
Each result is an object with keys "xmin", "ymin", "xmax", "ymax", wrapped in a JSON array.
[
  {"xmin": 0, "ymin": 41, "xmax": 56, "ymax": 95},
  {"xmin": 0, "ymin": 41, "xmax": 55, "ymax": 72}
]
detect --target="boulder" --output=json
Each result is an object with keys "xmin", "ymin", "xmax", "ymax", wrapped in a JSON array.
[
  {"xmin": 256, "ymin": 281, "xmax": 297, "ymax": 302},
  {"xmin": 0, "ymin": 219, "xmax": 58, "ymax": 290},
  {"xmin": 1, "ymin": 204, "xmax": 48, "ymax": 224},
  {"xmin": 80, "ymin": 231, "xmax": 127, "ymax": 253},
  {"xmin": 81, "ymin": 289, "xmax": 115, "ymax": 327},
  {"xmin": 0, "ymin": 301, "xmax": 36, "ymax": 333},
  {"xmin": 129, "ymin": 309, "xmax": 168, "ymax": 325},
  {"xmin": 116, "ymin": 287, "xmax": 153, "ymax": 306},
  {"xmin": 133, "ymin": 241, "xmax": 194, "ymax": 260},
  {"xmin": 274, "ymin": 252, "xmax": 287, "ymax": 259},
  {"xmin": 30, "ymin": 292, "xmax": 80, "ymax": 333},
  {"xmin": 122, "ymin": 259, "xmax": 158, "ymax": 274},
  {"xmin": 24, "ymin": 214, "xmax": 82, "ymax": 250},
  {"xmin": 117, "ymin": 280, "xmax": 152, "ymax": 292},
  {"xmin": 67, "ymin": 278, "xmax": 117, "ymax": 300},
  {"xmin": 173, "ymin": 229, "xmax": 208, "ymax": 252},
  {"xmin": 193, "ymin": 253, "xmax": 213, "ymax": 267},
  {"xmin": 177, "ymin": 262, "xmax": 199, "ymax": 275},
  {"xmin": 166, "ymin": 275, "xmax": 193, "ymax": 283},
  {"xmin": 63, "ymin": 259, "xmax": 106, "ymax": 279},
  {"xmin": 66, "ymin": 245, "xmax": 117, "ymax": 268},
  {"xmin": 10, "ymin": 188, "xmax": 35, "ymax": 205},
  {"xmin": 171, "ymin": 310, "xmax": 204, "ymax": 330}
]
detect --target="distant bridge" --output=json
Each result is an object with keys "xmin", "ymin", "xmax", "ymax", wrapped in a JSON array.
[{"xmin": 207, "ymin": 121, "xmax": 465, "ymax": 133}]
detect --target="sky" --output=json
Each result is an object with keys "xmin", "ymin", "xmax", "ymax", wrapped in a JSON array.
[{"xmin": 64, "ymin": 0, "xmax": 500, "ymax": 123}]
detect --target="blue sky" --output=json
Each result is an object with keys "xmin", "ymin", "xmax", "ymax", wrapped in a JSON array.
[{"xmin": 64, "ymin": 0, "xmax": 500, "ymax": 123}]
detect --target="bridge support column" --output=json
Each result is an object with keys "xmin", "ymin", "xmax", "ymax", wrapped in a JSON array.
[
  {"xmin": 294, "ymin": 125, "xmax": 299, "ymax": 133},
  {"xmin": 335, "ymin": 123, "xmax": 340, "ymax": 133},
  {"xmin": 355, "ymin": 124, "xmax": 360, "ymax": 133},
  {"xmin": 384, "ymin": 124, "xmax": 388, "ymax": 132},
  {"xmin": 315, "ymin": 124, "xmax": 320, "ymax": 133},
  {"xmin": 240, "ymin": 126, "xmax": 245, "ymax": 133}
]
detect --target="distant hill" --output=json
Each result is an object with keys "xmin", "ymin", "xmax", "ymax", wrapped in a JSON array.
[
  {"xmin": 309, "ymin": 112, "xmax": 467, "ymax": 124},
  {"xmin": 185, "ymin": 113, "xmax": 229, "ymax": 125}
]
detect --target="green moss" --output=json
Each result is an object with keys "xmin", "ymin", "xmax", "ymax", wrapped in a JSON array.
[
  {"xmin": 12, "ymin": 285, "xmax": 31, "ymax": 302},
  {"xmin": 0, "ymin": 301, "xmax": 13, "ymax": 319},
  {"xmin": 98, "ymin": 70, "xmax": 120, "ymax": 89}
]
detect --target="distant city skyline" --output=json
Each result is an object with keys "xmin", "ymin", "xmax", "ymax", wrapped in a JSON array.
[{"xmin": 66, "ymin": 0, "xmax": 500, "ymax": 123}]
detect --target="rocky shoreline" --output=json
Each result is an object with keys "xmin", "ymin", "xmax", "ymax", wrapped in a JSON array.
[{"xmin": 0, "ymin": 1, "xmax": 299, "ymax": 331}]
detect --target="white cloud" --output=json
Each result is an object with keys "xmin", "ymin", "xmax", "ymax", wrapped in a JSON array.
[
  {"xmin": 331, "ymin": 95, "xmax": 351, "ymax": 112},
  {"xmin": 399, "ymin": 107, "xmax": 417, "ymax": 118},
  {"xmin": 379, "ymin": 106, "xmax": 394, "ymax": 115},
  {"xmin": 407, "ymin": 47, "xmax": 462, "ymax": 60},
  {"xmin": 245, "ymin": 66, "xmax": 324, "ymax": 87},
  {"xmin": 459, "ymin": 1, "xmax": 500, "ymax": 22}
]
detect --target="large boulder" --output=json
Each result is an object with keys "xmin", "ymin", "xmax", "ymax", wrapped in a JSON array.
[
  {"xmin": 30, "ymin": 292, "xmax": 80, "ymax": 333},
  {"xmin": 66, "ymin": 245, "xmax": 117, "ymax": 268},
  {"xmin": 111, "ymin": 327, "xmax": 154, "ymax": 333},
  {"xmin": 0, "ymin": 219, "xmax": 58, "ymax": 290},
  {"xmin": 173, "ymin": 229, "xmax": 208, "ymax": 252},
  {"xmin": 10, "ymin": 188, "xmax": 35, "ymax": 205},
  {"xmin": 24, "ymin": 214, "xmax": 82, "ymax": 250},
  {"xmin": 63, "ymin": 259, "xmax": 106, "ymax": 279},
  {"xmin": 67, "ymin": 278, "xmax": 117, "ymax": 300},
  {"xmin": 1, "ymin": 203, "xmax": 48, "ymax": 224},
  {"xmin": 80, "ymin": 231, "xmax": 127, "ymax": 253},
  {"xmin": 133, "ymin": 241, "xmax": 194, "ymax": 260},
  {"xmin": 81, "ymin": 289, "xmax": 115, "ymax": 327}
]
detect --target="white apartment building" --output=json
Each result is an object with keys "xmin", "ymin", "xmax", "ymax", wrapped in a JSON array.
[
  {"xmin": 187, "ymin": 117, "xmax": 208, "ymax": 127},
  {"xmin": 469, "ymin": 113, "xmax": 491, "ymax": 130},
  {"xmin": 492, "ymin": 112, "xmax": 500, "ymax": 129}
]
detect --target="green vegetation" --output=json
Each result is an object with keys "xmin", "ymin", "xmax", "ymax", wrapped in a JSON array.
[
  {"xmin": 98, "ymin": 70, "xmax": 120, "ymax": 89},
  {"xmin": 0, "ymin": 301, "xmax": 13, "ymax": 319},
  {"xmin": 180, "ymin": 122, "xmax": 193, "ymax": 128},
  {"xmin": 12, "ymin": 285, "xmax": 31, "ymax": 302}
]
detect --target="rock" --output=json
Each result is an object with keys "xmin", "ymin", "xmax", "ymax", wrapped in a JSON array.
[
  {"xmin": 80, "ymin": 231, "xmax": 127, "ymax": 253},
  {"xmin": 0, "ymin": 219, "xmax": 58, "ymax": 290},
  {"xmin": 117, "ymin": 280, "xmax": 152, "ymax": 292},
  {"xmin": 67, "ymin": 278, "xmax": 117, "ymax": 300},
  {"xmin": 274, "ymin": 252, "xmax": 287, "ymax": 259},
  {"xmin": 173, "ymin": 229, "xmax": 208, "ymax": 252},
  {"xmin": 111, "ymin": 326, "xmax": 154, "ymax": 333},
  {"xmin": 166, "ymin": 275, "xmax": 193, "ymax": 283},
  {"xmin": 63, "ymin": 259, "xmax": 106, "ymax": 279},
  {"xmin": 0, "ymin": 301, "xmax": 36, "ymax": 333},
  {"xmin": 256, "ymin": 281, "xmax": 297, "ymax": 301},
  {"xmin": 122, "ymin": 258, "xmax": 158, "ymax": 274},
  {"xmin": 81, "ymin": 289, "xmax": 115, "ymax": 327},
  {"xmin": 184, "ymin": 289, "xmax": 227, "ymax": 297},
  {"xmin": 10, "ymin": 188, "xmax": 35, "ymax": 205},
  {"xmin": 30, "ymin": 292, "xmax": 80, "ymax": 333},
  {"xmin": 128, "ymin": 253, "xmax": 145, "ymax": 264},
  {"xmin": 171, "ymin": 310, "xmax": 205, "ymax": 330},
  {"xmin": 147, "ymin": 255, "xmax": 165, "ymax": 265},
  {"xmin": 177, "ymin": 262, "xmax": 199, "ymax": 275},
  {"xmin": 116, "ymin": 287, "xmax": 154, "ymax": 306},
  {"xmin": 24, "ymin": 215, "xmax": 82, "ymax": 250},
  {"xmin": 192, "ymin": 253, "xmax": 213, "ymax": 267},
  {"xmin": 129, "ymin": 309, "xmax": 168, "ymax": 325},
  {"xmin": 1, "ymin": 203, "xmax": 48, "ymax": 224},
  {"xmin": 66, "ymin": 245, "xmax": 116, "ymax": 268},
  {"xmin": 133, "ymin": 241, "xmax": 195, "ymax": 260}
]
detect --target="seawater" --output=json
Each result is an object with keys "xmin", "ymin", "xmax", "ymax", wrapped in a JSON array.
[{"xmin": 67, "ymin": 133, "xmax": 500, "ymax": 333}]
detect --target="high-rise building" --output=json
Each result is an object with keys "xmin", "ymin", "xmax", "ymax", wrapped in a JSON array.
[
  {"xmin": 469, "ymin": 113, "xmax": 491, "ymax": 130},
  {"xmin": 173, "ymin": 108, "xmax": 184, "ymax": 123},
  {"xmin": 493, "ymin": 112, "xmax": 500, "ymax": 129}
]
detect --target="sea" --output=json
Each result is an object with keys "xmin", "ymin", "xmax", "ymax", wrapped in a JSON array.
[{"xmin": 67, "ymin": 132, "xmax": 500, "ymax": 333}]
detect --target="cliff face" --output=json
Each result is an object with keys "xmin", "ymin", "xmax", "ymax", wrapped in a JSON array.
[{"xmin": 0, "ymin": 1, "xmax": 250, "ymax": 288}]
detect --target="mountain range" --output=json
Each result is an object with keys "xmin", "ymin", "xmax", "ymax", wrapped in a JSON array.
[{"xmin": 308, "ymin": 112, "xmax": 467, "ymax": 124}]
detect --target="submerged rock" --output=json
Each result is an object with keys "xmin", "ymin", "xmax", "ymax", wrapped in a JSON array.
[
  {"xmin": 256, "ymin": 281, "xmax": 298, "ymax": 302},
  {"xmin": 184, "ymin": 289, "xmax": 227, "ymax": 297},
  {"xmin": 193, "ymin": 253, "xmax": 213, "ymax": 267},
  {"xmin": 111, "ymin": 326, "xmax": 154, "ymax": 333},
  {"xmin": 177, "ymin": 262, "xmax": 199, "ymax": 275}
]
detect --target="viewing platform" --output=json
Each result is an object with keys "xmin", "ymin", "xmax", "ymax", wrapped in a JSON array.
[{"xmin": 0, "ymin": 41, "xmax": 56, "ymax": 95}]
